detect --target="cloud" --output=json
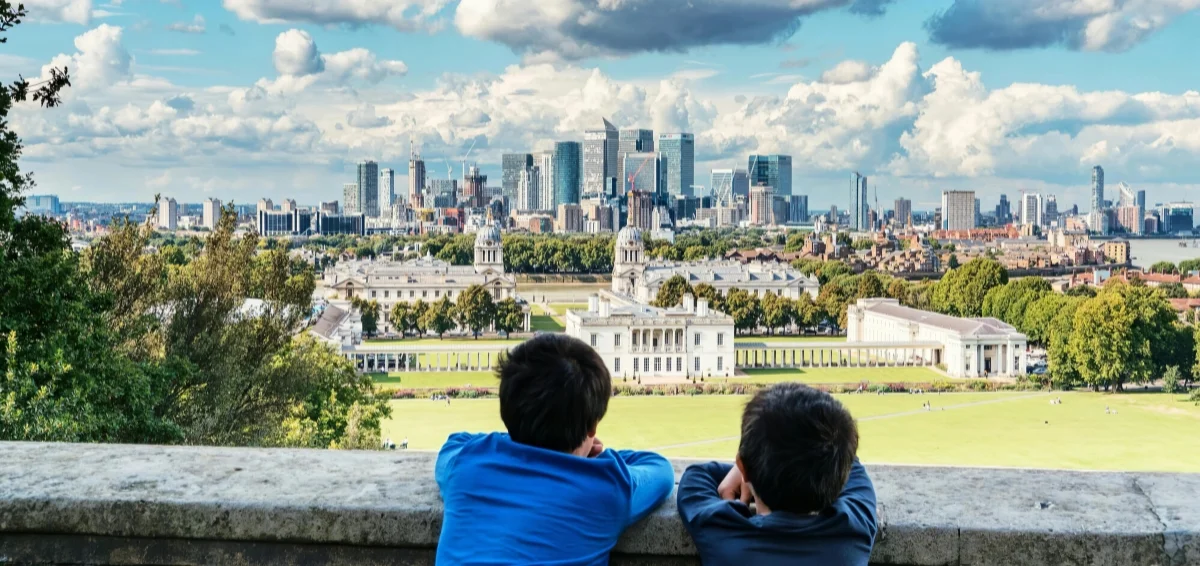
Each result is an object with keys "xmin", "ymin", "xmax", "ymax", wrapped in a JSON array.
[
  {"xmin": 166, "ymin": 14, "xmax": 206, "ymax": 33},
  {"xmin": 454, "ymin": 0, "xmax": 893, "ymax": 60},
  {"xmin": 41, "ymin": 24, "xmax": 132, "ymax": 91},
  {"xmin": 848, "ymin": 0, "xmax": 895, "ymax": 17},
  {"xmin": 346, "ymin": 103, "xmax": 394, "ymax": 128},
  {"xmin": 925, "ymin": 0, "xmax": 1200, "ymax": 52},
  {"xmin": 273, "ymin": 29, "xmax": 324, "ymax": 76},
  {"xmin": 820, "ymin": 60, "xmax": 874, "ymax": 84},
  {"xmin": 25, "ymin": 0, "xmax": 93, "ymax": 24},
  {"xmin": 221, "ymin": 0, "xmax": 447, "ymax": 31}
]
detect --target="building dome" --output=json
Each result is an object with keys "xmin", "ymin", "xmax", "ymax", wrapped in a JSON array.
[
  {"xmin": 475, "ymin": 223, "xmax": 501, "ymax": 247},
  {"xmin": 616, "ymin": 226, "xmax": 644, "ymax": 247}
]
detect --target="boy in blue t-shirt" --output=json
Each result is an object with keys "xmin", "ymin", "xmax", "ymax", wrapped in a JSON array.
[
  {"xmin": 678, "ymin": 383, "xmax": 878, "ymax": 566},
  {"xmin": 435, "ymin": 334, "xmax": 675, "ymax": 565}
]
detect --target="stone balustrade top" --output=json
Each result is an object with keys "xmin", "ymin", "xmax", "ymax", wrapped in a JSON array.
[{"xmin": 0, "ymin": 442, "xmax": 1197, "ymax": 565}]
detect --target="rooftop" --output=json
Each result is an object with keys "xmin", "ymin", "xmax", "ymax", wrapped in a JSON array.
[{"xmin": 856, "ymin": 299, "xmax": 1027, "ymax": 339}]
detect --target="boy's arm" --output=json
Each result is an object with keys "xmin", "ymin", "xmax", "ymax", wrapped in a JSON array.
[
  {"xmin": 676, "ymin": 461, "xmax": 732, "ymax": 527},
  {"xmin": 615, "ymin": 450, "xmax": 676, "ymax": 525},
  {"xmin": 435, "ymin": 432, "xmax": 479, "ymax": 492},
  {"xmin": 840, "ymin": 459, "xmax": 879, "ymax": 536}
]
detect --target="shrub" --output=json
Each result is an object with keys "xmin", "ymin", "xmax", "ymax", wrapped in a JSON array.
[
  {"xmin": 1162, "ymin": 366, "xmax": 1181, "ymax": 395},
  {"xmin": 1190, "ymin": 387, "xmax": 1200, "ymax": 405},
  {"xmin": 390, "ymin": 389, "xmax": 417, "ymax": 399},
  {"xmin": 967, "ymin": 379, "xmax": 991, "ymax": 391}
]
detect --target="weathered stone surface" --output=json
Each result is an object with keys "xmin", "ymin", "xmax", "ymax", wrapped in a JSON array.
[{"xmin": 2, "ymin": 442, "xmax": 1199, "ymax": 566}]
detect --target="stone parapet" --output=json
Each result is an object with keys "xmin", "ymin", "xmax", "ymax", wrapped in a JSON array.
[{"xmin": 1, "ymin": 443, "xmax": 1197, "ymax": 565}]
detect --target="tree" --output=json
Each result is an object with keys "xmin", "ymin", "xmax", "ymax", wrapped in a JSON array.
[
  {"xmin": 930, "ymin": 258, "xmax": 1008, "ymax": 317},
  {"xmin": 815, "ymin": 261, "xmax": 852, "ymax": 286},
  {"xmin": 947, "ymin": 254, "xmax": 960, "ymax": 269},
  {"xmin": 457, "ymin": 285, "xmax": 496, "ymax": 339},
  {"xmin": 423, "ymin": 297, "xmax": 455, "ymax": 339},
  {"xmin": 1162, "ymin": 366, "xmax": 1182, "ymax": 394},
  {"xmin": 389, "ymin": 302, "xmax": 412, "ymax": 337},
  {"xmin": 836, "ymin": 232, "xmax": 852, "ymax": 246},
  {"xmin": 352, "ymin": 297, "xmax": 381, "ymax": 337},
  {"xmin": 1158, "ymin": 282, "xmax": 1189, "ymax": 299},
  {"xmin": 793, "ymin": 294, "xmax": 818, "ymax": 331},
  {"xmin": 1065, "ymin": 284, "xmax": 1097, "ymax": 298},
  {"xmin": 760, "ymin": 292, "xmax": 795, "ymax": 335},
  {"xmin": 1178, "ymin": 258, "xmax": 1200, "ymax": 274},
  {"xmin": 1068, "ymin": 292, "xmax": 1134, "ymax": 391},
  {"xmin": 1150, "ymin": 261, "xmax": 1178, "ymax": 274},
  {"xmin": 494, "ymin": 298, "xmax": 524, "ymax": 336},
  {"xmin": 653, "ymin": 274, "xmax": 694, "ymax": 308},
  {"xmin": 723, "ymin": 288, "xmax": 762, "ymax": 334},
  {"xmin": 411, "ymin": 300, "xmax": 430, "ymax": 337}
]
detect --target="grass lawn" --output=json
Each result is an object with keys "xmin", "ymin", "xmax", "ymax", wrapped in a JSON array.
[
  {"xmin": 383, "ymin": 391, "xmax": 1200, "ymax": 472},
  {"xmin": 550, "ymin": 303, "xmax": 588, "ymax": 315},
  {"xmin": 364, "ymin": 337, "xmax": 525, "ymax": 345},
  {"xmin": 374, "ymin": 372, "xmax": 496, "ymax": 389},
  {"xmin": 735, "ymin": 335, "xmax": 847, "ymax": 343},
  {"xmin": 739, "ymin": 367, "xmax": 952, "ymax": 384}
]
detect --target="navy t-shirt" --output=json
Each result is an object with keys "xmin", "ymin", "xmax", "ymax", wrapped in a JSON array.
[
  {"xmin": 677, "ymin": 460, "xmax": 878, "ymax": 566},
  {"xmin": 435, "ymin": 432, "xmax": 675, "ymax": 565}
]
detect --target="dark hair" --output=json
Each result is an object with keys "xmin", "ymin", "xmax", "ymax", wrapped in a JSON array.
[
  {"xmin": 497, "ymin": 333, "xmax": 611, "ymax": 452},
  {"xmin": 738, "ymin": 383, "xmax": 858, "ymax": 514}
]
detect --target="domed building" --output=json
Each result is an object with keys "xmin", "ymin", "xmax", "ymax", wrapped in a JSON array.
[
  {"xmin": 324, "ymin": 222, "xmax": 523, "ymax": 334},
  {"xmin": 611, "ymin": 225, "xmax": 819, "ymax": 303}
]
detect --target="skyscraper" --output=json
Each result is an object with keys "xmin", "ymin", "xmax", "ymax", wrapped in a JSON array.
[
  {"xmin": 750, "ymin": 185, "xmax": 774, "ymax": 226},
  {"xmin": 1044, "ymin": 194, "xmax": 1059, "ymax": 224},
  {"xmin": 894, "ymin": 198, "xmax": 912, "ymax": 228},
  {"xmin": 850, "ymin": 172, "xmax": 868, "ymax": 230},
  {"xmin": 379, "ymin": 168, "xmax": 395, "ymax": 213},
  {"xmin": 408, "ymin": 146, "xmax": 426, "ymax": 208},
  {"xmin": 357, "ymin": 160, "xmax": 379, "ymax": 217},
  {"xmin": 732, "ymin": 169, "xmax": 750, "ymax": 201},
  {"xmin": 553, "ymin": 141, "xmax": 582, "ymax": 208},
  {"xmin": 996, "ymin": 194, "xmax": 1011, "ymax": 224},
  {"xmin": 711, "ymin": 169, "xmax": 733, "ymax": 204},
  {"xmin": 502, "ymin": 153, "xmax": 533, "ymax": 201},
  {"xmin": 1092, "ymin": 165, "xmax": 1105, "ymax": 212},
  {"xmin": 518, "ymin": 166, "xmax": 540, "ymax": 212},
  {"xmin": 343, "ymin": 183, "xmax": 359, "ymax": 214},
  {"xmin": 537, "ymin": 151, "xmax": 555, "ymax": 212},
  {"xmin": 618, "ymin": 128, "xmax": 654, "ymax": 192},
  {"xmin": 202, "ymin": 198, "xmax": 221, "ymax": 230},
  {"xmin": 1022, "ymin": 193, "xmax": 1043, "ymax": 227},
  {"xmin": 583, "ymin": 118, "xmax": 618, "ymax": 197},
  {"xmin": 790, "ymin": 194, "xmax": 809, "ymax": 223},
  {"xmin": 748, "ymin": 155, "xmax": 792, "ymax": 196},
  {"xmin": 658, "ymin": 133, "xmax": 695, "ymax": 199},
  {"xmin": 463, "ymin": 164, "xmax": 487, "ymax": 208},
  {"xmin": 623, "ymin": 152, "xmax": 660, "ymax": 195},
  {"xmin": 157, "ymin": 197, "xmax": 178, "ymax": 230},
  {"xmin": 941, "ymin": 191, "xmax": 976, "ymax": 230}
]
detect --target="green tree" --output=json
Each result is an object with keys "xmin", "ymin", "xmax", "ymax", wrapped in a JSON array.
[
  {"xmin": 815, "ymin": 261, "xmax": 852, "ymax": 286},
  {"xmin": 1157, "ymin": 282, "xmax": 1189, "ymax": 299},
  {"xmin": 411, "ymin": 300, "xmax": 430, "ymax": 337},
  {"xmin": 1178, "ymin": 258, "xmax": 1200, "ymax": 274},
  {"xmin": 352, "ymin": 297, "xmax": 381, "ymax": 337},
  {"xmin": 494, "ymin": 298, "xmax": 525, "ymax": 336},
  {"xmin": 947, "ymin": 254, "xmax": 960, "ymax": 269},
  {"xmin": 836, "ymin": 232, "xmax": 852, "ymax": 246},
  {"xmin": 1150, "ymin": 261, "xmax": 1178, "ymax": 274},
  {"xmin": 930, "ymin": 258, "xmax": 1008, "ymax": 317},
  {"xmin": 1068, "ymin": 291, "xmax": 1133, "ymax": 391},
  {"xmin": 851, "ymin": 238, "xmax": 875, "ymax": 250},
  {"xmin": 793, "ymin": 294, "xmax": 818, "ymax": 331},
  {"xmin": 389, "ymin": 302, "xmax": 411, "ymax": 337},
  {"xmin": 723, "ymin": 288, "xmax": 762, "ymax": 334},
  {"xmin": 693, "ymin": 283, "xmax": 725, "ymax": 312},
  {"xmin": 760, "ymin": 292, "xmax": 795, "ymax": 335},
  {"xmin": 1065, "ymin": 284, "xmax": 1098, "ymax": 298},
  {"xmin": 653, "ymin": 274, "xmax": 694, "ymax": 308},
  {"xmin": 457, "ymin": 285, "xmax": 496, "ymax": 339},
  {"xmin": 423, "ymin": 297, "xmax": 456, "ymax": 339},
  {"xmin": 1162, "ymin": 366, "xmax": 1182, "ymax": 394}
]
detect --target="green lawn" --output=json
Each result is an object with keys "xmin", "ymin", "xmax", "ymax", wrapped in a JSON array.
[
  {"xmin": 531, "ymin": 314, "xmax": 564, "ymax": 332},
  {"xmin": 735, "ymin": 335, "xmax": 847, "ymax": 343},
  {"xmin": 550, "ymin": 303, "xmax": 588, "ymax": 315},
  {"xmin": 739, "ymin": 367, "xmax": 952, "ymax": 384},
  {"xmin": 383, "ymin": 391, "xmax": 1200, "ymax": 472},
  {"xmin": 375, "ymin": 372, "xmax": 496, "ymax": 389},
  {"xmin": 365, "ymin": 337, "xmax": 524, "ymax": 345}
]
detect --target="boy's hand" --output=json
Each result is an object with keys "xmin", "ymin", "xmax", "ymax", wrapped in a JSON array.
[
  {"xmin": 588, "ymin": 438, "xmax": 605, "ymax": 458},
  {"xmin": 718, "ymin": 466, "xmax": 752, "ymax": 505}
]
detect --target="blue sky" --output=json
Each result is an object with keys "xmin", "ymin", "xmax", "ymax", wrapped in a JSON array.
[{"xmin": 7, "ymin": 0, "xmax": 1200, "ymax": 210}]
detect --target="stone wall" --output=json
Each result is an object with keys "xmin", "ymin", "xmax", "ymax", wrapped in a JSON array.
[{"xmin": 1, "ymin": 443, "xmax": 1196, "ymax": 565}]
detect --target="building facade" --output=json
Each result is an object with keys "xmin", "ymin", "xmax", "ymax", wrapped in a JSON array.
[
  {"xmin": 343, "ymin": 184, "xmax": 359, "ymax": 214},
  {"xmin": 748, "ymin": 155, "xmax": 792, "ymax": 199},
  {"xmin": 1022, "ymin": 193, "xmax": 1043, "ymax": 228},
  {"xmin": 565, "ymin": 292, "xmax": 736, "ymax": 380},
  {"xmin": 408, "ymin": 150, "xmax": 426, "ymax": 208},
  {"xmin": 583, "ymin": 118, "xmax": 618, "ymax": 197},
  {"xmin": 25, "ymin": 195, "xmax": 60, "ymax": 215},
  {"xmin": 749, "ymin": 184, "xmax": 774, "ymax": 226},
  {"xmin": 623, "ymin": 152, "xmax": 660, "ymax": 195},
  {"xmin": 553, "ymin": 141, "xmax": 582, "ymax": 208},
  {"xmin": 851, "ymin": 173, "xmax": 868, "ymax": 231},
  {"xmin": 202, "ymin": 198, "xmax": 221, "ymax": 230},
  {"xmin": 379, "ymin": 168, "xmax": 395, "ymax": 214},
  {"xmin": 316, "ymin": 213, "xmax": 365, "ymax": 236},
  {"xmin": 618, "ymin": 128, "xmax": 655, "ymax": 193},
  {"xmin": 462, "ymin": 165, "xmax": 487, "ymax": 209},
  {"xmin": 357, "ymin": 160, "xmax": 379, "ymax": 218},
  {"xmin": 517, "ymin": 166, "xmax": 541, "ymax": 212},
  {"xmin": 895, "ymin": 198, "xmax": 912, "ymax": 228},
  {"xmin": 502, "ymin": 153, "xmax": 533, "ymax": 202},
  {"xmin": 790, "ymin": 194, "xmax": 809, "ymax": 223},
  {"xmin": 658, "ymin": 133, "xmax": 695, "ymax": 199},
  {"xmin": 556, "ymin": 203, "xmax": 583, "ymax": 233},
  {"xmin": 158, "ymin": 198, "xmax": 178, "ymax": 230},
  {"xmin": 1092, "ymin": 165, "xmax": 1105, "ymax": 213},
  {"xmin": 941, "ymin": 191, "xmax": 976, "ymax": 230},
  {"xmin": 847, "ymin": 298, "xmax": 1027, "ymax": 378}
]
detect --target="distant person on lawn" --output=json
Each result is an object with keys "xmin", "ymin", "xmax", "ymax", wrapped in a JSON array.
[
  {"xmin": 677, "ymin": 383, "xmax": 878, "ymax": 566},
  {"xmin": 434, "ymin": 334, "xmax": 675, "ymax": 565}
]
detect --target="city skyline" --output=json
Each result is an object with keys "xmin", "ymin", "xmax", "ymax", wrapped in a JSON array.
[{"xmin": 6, "ymin": 1, "xmax": 1200, "ymax": 207}]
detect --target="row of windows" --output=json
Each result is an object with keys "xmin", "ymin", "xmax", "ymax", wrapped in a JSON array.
[
  {"xmin": 591, "ymin": 332, "xmax": 725, "ymax": 348},
  {"xmin": 372, "ymin": 289, "xmax": 457, "ymax": 300},
  {"xmin": 615, "ymin": 357, "xmax": 725, "ymax": 373}
]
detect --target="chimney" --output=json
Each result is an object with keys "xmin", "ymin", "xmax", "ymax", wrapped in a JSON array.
[
  {"xmin": 697, "ymin": 298, "xmax": 709, "ymax": 317},
  {"xmin": 682, "ymin": 293, "xmax": 695, "ymax": 313},
  {"xmin": 599, "ymin": 299, "xmax": 611, "ymax": 318},
  {"xmin": 588, "ymin": 294, "xmax": 600, "ymax": 313}
]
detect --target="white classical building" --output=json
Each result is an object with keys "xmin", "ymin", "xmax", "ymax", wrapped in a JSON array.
[
  {"xmin": 565, "ymin": 292, "xmax": 735, "ymax": 381},
  {"xmin": 612, "ymin": 226, "xmax": 819, "ymax": 303},
  {"xmin": 324, "ymin": 224, "xmax": 524, "ymax": 334},
  {"xmin": 846, "ymin": 298, "xmax": 1027, "ymax": 378}
]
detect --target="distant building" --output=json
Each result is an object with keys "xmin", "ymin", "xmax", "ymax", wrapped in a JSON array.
[
  {"xmin": 257, "ymin": 198, "xmax": 274, "ymax": 213},
  {"xmin": 1104, "ymin": 240, "xmax": 1131, "ymax": 264},
  {"xmin": 658, "ymin": 133, "xmax": 695, "ymax": 199},
  {"xmin": 316, "ymin": 212, "xmax": 366, "ymax": 236},
  {"xmin": 623, "ymin": 152, "xmax": 660, "ymax": 195},
  {"xmin": 408, "ymin": 147, "xmax": 426, "ymax": 208},
  {"xmin": 850, "ymin": 173, "xmax": 868, "ymax": 230},
  {"xmin": 537, "ymin": 151, "xmax": 555, "ymax": 212},
  {"xmin": 556, "ymin": 203, "xmax": 583, "ymax": 233},
  {"xmin": 627, "ymin": 191, "xmax": 655, "ymax": 230},
  {"xmin": 25, "ymin": 194, "xmax": 60, "ymax": 215},
  {"xmin": 1021, "ymin": 193, "xmax": 1043, "ymax": 228},
  {"xmin": 583, "ymin": 200, "xmax": 616, "ymax": 233},
  {"xmin": 343, "ymin": 184, "xmax": 359, "ymax": 214},
  {"xmin": 1116, "ymin": 205, "xmax": 1143, "ymax": 235},
  {"xmin": 280, "ymin": 199, "xmax": 297, "ymax": 213},
  {"xmin": 618, "ymin": 128, "xmax": 654, "ymax": 195},
  {"xmin": 158, "ymin": 198, "xmax": 179, "ymax": 230},
  {"xmin": 517, "ymin": 166, "xmax": 541, "ymax": 212},
  {"xmin": 790, "ymin": 194, "xmax": 809, "ymax": 223},
  {"xmin": 553, "ymin": 141, "xmax": 582, "ymax": 208},
  {"xmin": 583, "ymin": 118, "xmax": 619, "ymax": 197},
  {"xmin": 1092, "ymin": 165, "xmax": 1105, "ymax": 212},
  {"xmin": 941, "ymin": 191, "xmax": 976, "ymax": 230},
  {"xmin": 462, "ymin": 165, "xmax": 487, "ymax": 209},
  {"xmin": 502, "ymin": 153, "xmax": 533, "ymax": 202},
  {"xmin": 202, "ymin": 198, "xmax": 221, "ymax": 230},
  {"xmin": 1161, "ymin": 203, "xmax": 1195, "ymax": 234},
  {"xmin": 750, "ymin": 185, "xmax": 774, "ymax": 226},
  {"xmin": 357, "ymin": 160, "xmax": 379, "ymax": 217},
  {"xmin": 320, "ymin": 201, "xmax": 338, "ymax": 214},
  {"xmin": 732, "ymin": 169, "xmax": 750, "ymax": 201},
  {"xmin": 711, "ymin": 169, "xmax": 732, "ymax": 204},
  {"xmin": 894, "ymin": 198, "xmax": 912, "ymax": 228},
  {"xmin": 995, "ymin": 194, "xmax": 1011, "ymax": 224},
  {"xmin": 748, "ymin": 155, "xmax": 791, "ymax": 198},
  {"xmin": 1043, "ymin": 195, "xmax": 1058, "ymax": 225},
  {"xmin": 379, "ymin": 168, "xmax": 395, "ymax": 214}
]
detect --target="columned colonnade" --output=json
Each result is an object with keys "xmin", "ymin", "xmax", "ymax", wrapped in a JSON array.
[{"xmin": 735, "ymin": 342, "xmax": 944, "ymax": 369}]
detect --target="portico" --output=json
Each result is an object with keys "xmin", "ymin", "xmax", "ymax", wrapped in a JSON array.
[
  {"xmin": 735, "ymin": 341, "xmax": 944, "ymax": 369},
  {"xmin": 344, "ymin": 343, "xmax": 513, "ymax": 373}
]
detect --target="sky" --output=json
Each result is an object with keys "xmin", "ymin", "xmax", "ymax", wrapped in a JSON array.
[{"xmin": 6, "ymin": 0, "xmax": 1200, "ymax": 211}]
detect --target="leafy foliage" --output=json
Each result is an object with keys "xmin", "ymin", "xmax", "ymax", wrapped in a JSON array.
[
  {"xmin": 652, "ymin": 274, "xmax": 693, "ymax": 308},
  {"xmin": 456, "ymin": 285, "xmax": 496, "ymax": 339},
  {"xmin": 930, "ymin": 258, "xmax": 1008, "ymax": 317},
  {"xmin": 1162, "ymin": 366, "xmax": 1181, "ymax": 395}
]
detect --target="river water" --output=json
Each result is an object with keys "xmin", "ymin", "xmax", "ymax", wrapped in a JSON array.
[{"xmin": 1127, "ymin": 238, "xmax": 1200, "ymax": 269}]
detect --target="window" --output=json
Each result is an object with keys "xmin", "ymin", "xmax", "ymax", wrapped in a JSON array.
[
  {"xmin": 409, "ymin": 291, "xmax": 415, "ymax": 298},
  {"xmin": 694, "ymin": 333, "xmax": 701, "ymax": 346},
  {"xmin": 694, "ymin": 357, "xmax": 700, "ymax": 372},
  {"xmin": 422, "ymin": 291, "xmax": 428, "ymax": 298},
  {"xmin": 644, "ymin": 358, "xmax": 651, "ymax": 372},
  {"xmin": 717, "ymin": 357, "xmax": 724, "ymax": 371},
  {"xmin": 371, "ymin": 291, "xmax": 377, "ymax": 298},
  {"xmin": 615, "ymin": 334, "xmax": 622, "ymax": 347},
  {"xmin": 633, "ymin": 333, "xmax": 639, "ymax": 346},
  {"xmin": 666, "ymin": 358, "xmax": 672, "ymax": 372},
  {"xmin": 590, "ymin": 334, "xmax": 598, "ymax": 347},
  {"xmin": 614, "ymin": 358, "xmax": 621, "ymax": 373},
  {"xmin": 435, "ymin": 290, "xmax": 440, "ymax": 297},
  {"xmin": 633, "ymin": 358, "xmax": 638, "ymax": 373},
  {"xmin": 717, "ymin": 333, "xmax": 725, "ymax": 346},
  {"xmin": 677, "ymin": 357, "xmax": 682, "ymax": 372},
  {"xmin": 384, "ymin": 290, "xmax": 389, "ymax": 298},
  {"xmin": 654, "ymin": 357, "xmax": 662, "ymax": 372}
]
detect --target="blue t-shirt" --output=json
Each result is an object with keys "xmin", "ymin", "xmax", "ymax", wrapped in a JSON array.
[
  {"xmin": 435, "ymin": 432, "xmax": 675, "ymax": 565},
  {"xmin": 677, "ymin": 460, "xmax": 878, "ymax": 566}
]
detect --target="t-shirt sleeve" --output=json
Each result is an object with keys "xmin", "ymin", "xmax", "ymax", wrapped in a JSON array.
[
  {"xmin": 676, "ymin": 461, "xmax": 731, "ymax": 528},
  {"xmin": 615, "ymin": 450, "xmax": 675, "ymax": 525},
  {"xmin": 435, "ymin": 432, "xmax": 478, "ymax": 492},
  {"xmin": 839, "ymin": 459, "xmax": 879, "ymax": 538}
]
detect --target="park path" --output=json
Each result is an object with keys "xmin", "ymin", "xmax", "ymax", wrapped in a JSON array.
[{"xmin": 645, "ymin": 392, "xmax": 1053, "ymax": 452}]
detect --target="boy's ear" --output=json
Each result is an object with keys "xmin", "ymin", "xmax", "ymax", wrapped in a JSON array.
[
  {"xmin": 735, "ymin": 454, "xmax": 746, "ymax": 476},
  {"xmin": 587, "ymin": 425, "xmax": 598, "ymax": 439}
]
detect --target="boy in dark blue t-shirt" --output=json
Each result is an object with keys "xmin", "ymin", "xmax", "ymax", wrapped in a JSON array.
[
  {"xmin": 678, "ymin": 383, "xmax": 878, "ymax": 566},
  {"xmin": 435, "ymin": 334, "xmax": 675, "ymax": 565}
]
